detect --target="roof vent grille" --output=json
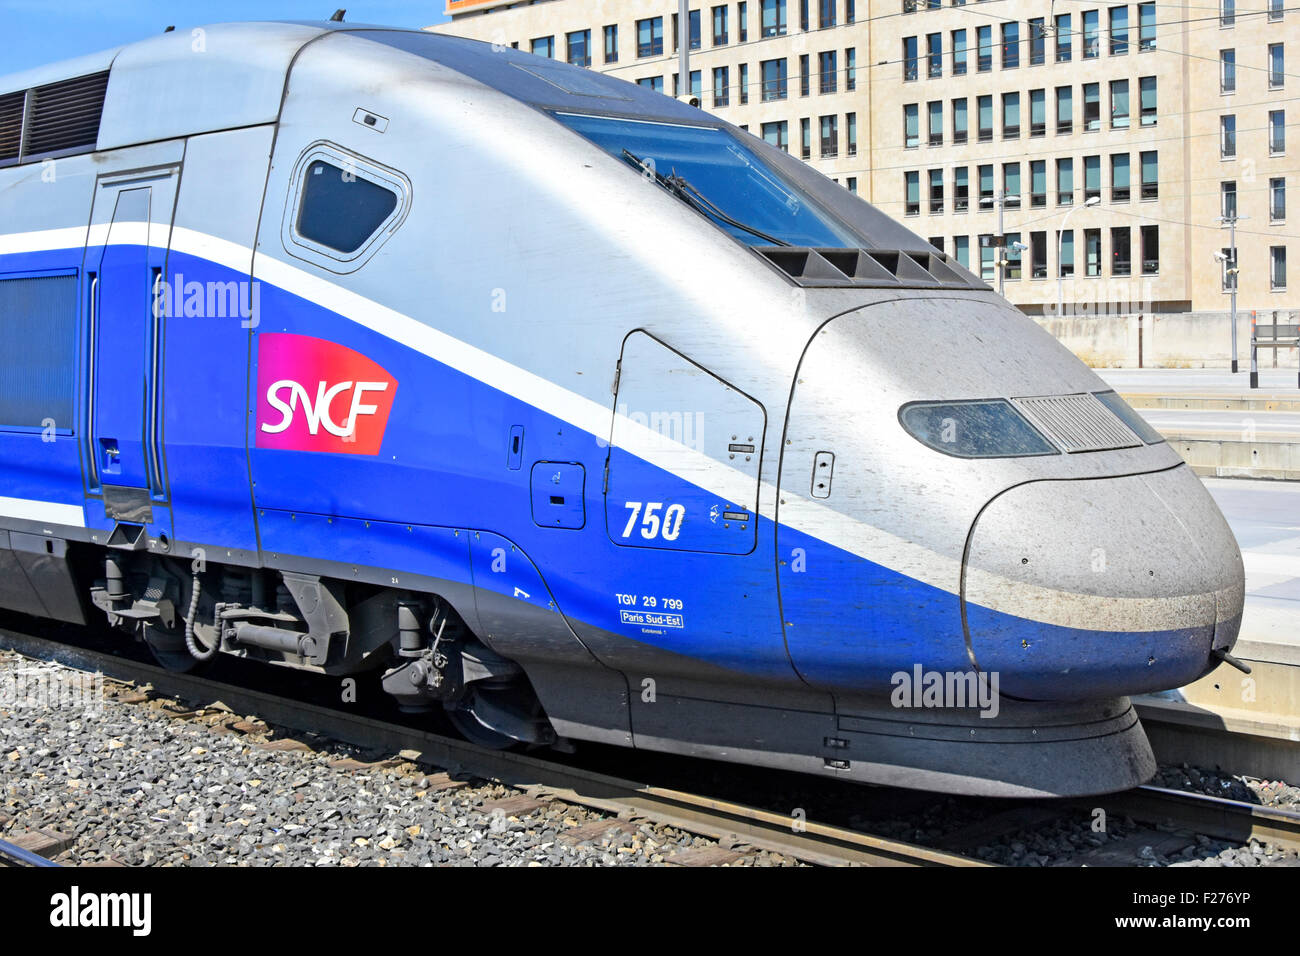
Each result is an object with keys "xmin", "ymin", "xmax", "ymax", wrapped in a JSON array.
[
  {"xmin": 0, "ymin": 91, "xmax": 24, "ymax": 163},
  {"xmin": 22, "ymin": 71, "xmax": 109, "ymax": 159},
  {"xmin": 755, "ymin": 246, "xmax": 983, "ymax": 289}
]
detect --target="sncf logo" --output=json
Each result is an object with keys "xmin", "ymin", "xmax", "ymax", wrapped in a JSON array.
[{"xmin": 255, "ymin": 333, "xmax": 397, "ymax": 456}]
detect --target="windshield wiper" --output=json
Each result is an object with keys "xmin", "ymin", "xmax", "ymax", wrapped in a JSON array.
[{"xmin": 621, "ymin": 149, "xmax": 789, "ymax": 247}]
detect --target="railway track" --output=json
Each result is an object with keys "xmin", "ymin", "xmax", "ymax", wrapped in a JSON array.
[{"xmin": 3, "ymin": 623, "xmax": 1298, "ymax": 867}]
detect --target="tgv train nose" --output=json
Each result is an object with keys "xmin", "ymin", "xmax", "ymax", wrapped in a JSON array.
[{"xmin": 963, "ymin": 465, "xmax": 1245, "ymax": 700}]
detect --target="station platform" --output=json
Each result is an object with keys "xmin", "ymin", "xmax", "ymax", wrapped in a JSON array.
[{"xmin": 1096, "ymin": 369, "xmax": 1300, "ymax": 480}]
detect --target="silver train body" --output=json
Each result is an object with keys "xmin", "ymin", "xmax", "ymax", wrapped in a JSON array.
[{"xmin": 0, "ymin": 23, "xmax": 1243, "ymax": 796}]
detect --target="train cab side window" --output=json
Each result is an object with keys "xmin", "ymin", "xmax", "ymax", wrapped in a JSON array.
[
  {"xmin": 283, "ymin": 145, "xmax": 410, "ymax": 273},
  {"xmin": 297, "ymin": 161, "xmax": 398, "ymax": 253}
]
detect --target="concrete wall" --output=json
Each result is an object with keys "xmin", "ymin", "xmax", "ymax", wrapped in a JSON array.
[{"xmin": 1033, "ymin": 309, "xmax": 1300, "ymax": 369}]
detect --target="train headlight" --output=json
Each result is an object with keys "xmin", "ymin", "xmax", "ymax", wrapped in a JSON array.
[{"xmin": 898, "ymin": 399, "xmax": 1057, "ymax": 459}]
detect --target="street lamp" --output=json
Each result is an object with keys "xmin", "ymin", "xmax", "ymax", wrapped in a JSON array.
[
  {"xmin": 1215, "ymin": 215, "xmax": 1248, "ymax": 372},
  {"xmin": 1057, "ymin": 196, "xmax": 1101, "ymax": 318}
]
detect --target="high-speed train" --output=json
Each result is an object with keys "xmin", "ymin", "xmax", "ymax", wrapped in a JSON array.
[{"xmin": 0, "ymin": 22, "xmax": 1243, "ymax": 796}]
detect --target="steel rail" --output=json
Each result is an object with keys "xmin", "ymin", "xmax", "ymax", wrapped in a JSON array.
[
  {"xmin": 0, "ymin": 836, "xmax": 62, "ymax": 868},
  {"xmin": 0, "ymin": 627, "xmax": 983, "ymax": 868}
]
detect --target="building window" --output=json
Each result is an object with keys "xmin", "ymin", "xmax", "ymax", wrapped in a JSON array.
[
  {"xmin": 929, "ymin": 237, "xmax": 945, "ymax": 253},
  {"xmin": 955, "ymin": 166, "xmax": 970, "ymax": 211},
  {"xmin": 739, "ymin": 63, "xmax": 749, "ymax": 104},
  {"xmin": 1058, "ymin": 157, "xmax": 1075, "ymax": 205},
  {"xmin": 1005, "ymin": 231, "xmax": 1023, "ymax": 279},
  {"xmin": 1139, "ymin": 76, "xmax": 1157, "ymax": 126},
  {"xmin": 1271, "ymin": 177, "xmax": 1287, "ymax": 221},
  {"xmin": 1085, "ymin": 228, "xmax": 1102, "ymax": 276},
  {"xmin": 906, "ymin": 171, "xmax": 921, "ymax": 215},
  {"xmin": 1029, "ymin": 89, "xmax": 1046, "ymax": 136},
  {"xmin": 930, "ymin": 168, "xmax": 945, "ymax": 213},
  {"xmin": 847, "ymin": 0, "xmax": 856, "ymax": 23},
  {"xmin": 1269, "ymin": 0, "xmax": 1284, "ymax": 20},
  {"xmin": 1269, "ymin": 43, "xmax": 1285, "ymax": 89},
  {"xmin": 928, "ymin": 101, "xmax": 943, "ymax": 145},
  {"xmin": 1111, "ymin": 79, "xmax": 1130, "ymax": 129},
  {"xmin": 977, "ymin": 95, "xmax": 993, "ymax": 142},
  {"xmin": 820, "ymin": 114, "xmax": 838, "ymax": 157},
  {"xmin": 904, "ymin": 36, "xmax": 919, "ymax": 80},
  {"xmin": 637, "ymin": 76, "xmax": 665, "ymax": 92},
  {"xmin": 1272, "ymin": 246, "xmax": 1288, "ymax": 289},
  {"xmin": 739, "ymin": 1, "xmax": 749, "ymax": 41},
  {"xmin": 800, "ymin": 54, "xmax": 811, "ymax": 96},
  {"xmin": 1029, "ymin": 231, "xmax": 1046, "ymax": 278},
  {"xmin": 761, "ymin": 59, "xmax": 788, "ymax": 101},
  {"xmin": 800, "ymin": 0, "xmax": 809, "ymax": 31},
  {"xmin": 1221, "ymin": 0, "xmax": 1235, "ymax": 27},
  {"xmin": 1141, "ymin": 225, "xmax": 1159, "ymax": 274},
  {"xmin": 954, "ymin": 235, "xmax": 970, "ymax": 269},
  {"xmin": 566, "ymin": 30, "xmax": 591, "ymax": 67},
  {"xmin": 819, "ymin": 0, "xmax": 836, "ymax": 29},
  {"xmin": 952, "ymin": 29, "xmax": 968, "ymax": 75},
  {"xmin": 1030, "ymin": 18, "xmax": 1046, "ymax": 65},
  {"xmin": 953, "ymin": 97, "xmax": 968, "ymax": 143},
  {"xmin": 1270, "ymin": 110, "xmax": 1286, "ymax": 154},
  {"xmin": 1221, "ymin": 115, "xmax": 1236, "ymax": 157},
  {"xmin": 847, "ymin": 112, "xmax": 858, "ymax": 156},
  {"xmin": 905, "ymin": 103, "xmax": 920, "ymax": 147},
  {"xmin": 1056, "ymin": 14, "xmax": 1072, "ymax": 61},
  {"xmin": 980, "ymin": 237, "xmax": 996, "ymax": 280},
  {"xmin": 762, "ymin": 0, "xmax": 788, "ymax": 38},
  {"xmin": 977, "ymin": 25, "xmax": 993, "ymax": 71},
  {"xmin": 846, "ymin": 48, "xmax": 857, "ymax": 90},
  {"xmin": 1084, "ymin": 83, "xmax": 1101, "ymax": 131},
  {"xmin": 1112, "ymin": 153, "xmax": 1130, "ymax": 202},
  {"xmin": 671, "ymin": 10, "xmax": 702, "ymax": 52},
  {"xmin": 1221, "ymin": 49, "xmax": 1235, "ymax": 92},
  {"xmin": 1083, "ymin": 10, "xmax": 1100, "ymax": 59},
  {"xmin": 1110, "ymin": 5, "xmax": 1129, "ymax": 54},
  {"xmin": 713, "ymin": 5, "xmax": 729, "ymax": 45},
  {"xmin": 762, "ymin": 121, "xmax": 789, "ymax": 151},
  {"xmin": 1084, "ymin": 155, "xmax": 1102, "ymax": 201},
  {"xmin": 800, "ymin": 117, "xmax": 811, "ymax": 158},
  {"xmin": 1059, "ymin": 229, "xmax": 1075, "ymax": 276},
  {"xmin": 1140, "ymin": 150, "xmax": 1159, "ymax": 199},
  {"xmin": 1139, "ymin": 3, "xmax": 1156, "ymax": 49},
  {"xmin": 530, "ymin": 36, "xmax": 555, "ymax": 58},
  {"xmin": 1112, "ymin": 227, "xmax": 1131, "ymax": 275},
  {"xmin": 821, "ymin": 50, "xmax": 839, "ymax": 93},
  {"xmin": 637, "ymin": 18, "xmax": 663, "ymax": 57},
  {"xmin": 1222, "ymin": 180, "xmax": 1237, "ymax": 219},
  {"xmin": 603, "ymin": 25, "xmax": 618, "ymax": 63},
  {"xmin": 1031, "ymin": 160, "xmax": 1047, "ymax": 207},
  {"xmin": 927, "ymin": 33, "xmax": 942, "ymax": 78},
  {"xmin": 847, "ymin": 176, "xmax": 857, "ymax": 194},
  {"xmin": 1001, "ymin": 22, "xmax": 1020, "ymax": 69},
  {"xmin": 1221, "ymin": 247, "xmax": 1237, "ymax": 290},
  {"xmin": 1004, "ymin": 163, "xmax": 1021, "ymax": 207},
  {"xmin": 713, "ymin": 66, "xmax": 730, "ymax": 106},
  {"xmin": 1003, "ymin": 92, "xmax": 1021, "ymax": 139},
  {"xmin": 978, "ymin": 164, "xmax": 994, "ymax": 206},
  {"xmin": 1057, "ymin": 86, "xmax": 1073, "ymax": 134}
]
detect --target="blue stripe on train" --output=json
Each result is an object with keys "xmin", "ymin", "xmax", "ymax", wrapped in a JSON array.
[{"xmin": 0, "ymin": 242, "xmax": 1216, "ymax": 698}]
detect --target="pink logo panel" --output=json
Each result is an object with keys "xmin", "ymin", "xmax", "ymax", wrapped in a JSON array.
[{"xmin": 255, "ymin": 333, "xmax": 398, "ymax": 456}]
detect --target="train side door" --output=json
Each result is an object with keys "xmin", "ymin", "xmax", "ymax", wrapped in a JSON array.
[{"xmin": 83, "ymin": 168, "xmax": 179, "ymax": 540}]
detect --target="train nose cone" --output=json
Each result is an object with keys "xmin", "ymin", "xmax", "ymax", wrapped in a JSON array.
[{"xmin": 963, "ymin": 465, "xmax": 1245, "ymax": 700}]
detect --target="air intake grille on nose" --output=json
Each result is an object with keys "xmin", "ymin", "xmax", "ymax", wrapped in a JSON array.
[{"xmin": 1011, "ymin": 393, "xmax": 1142, "ymax": 453}]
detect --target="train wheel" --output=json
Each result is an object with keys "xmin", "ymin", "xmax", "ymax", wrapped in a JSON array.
[
  {"xmin": 443, "ymin": 685, "xmax": 555, "ymax": 751},
  {"xmin": 140, "ymin": 621, "xmax": 202, "ymax": 673}
]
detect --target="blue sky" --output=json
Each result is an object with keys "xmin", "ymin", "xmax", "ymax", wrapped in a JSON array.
[{"xmin": 0, "ymin": 1, "xmax": 449, "ymax": 74}]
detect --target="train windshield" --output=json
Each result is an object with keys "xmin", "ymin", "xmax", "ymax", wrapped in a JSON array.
[{"xmin": 554, "ymin": 113, "xmax": 857, "ymax": 248}]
